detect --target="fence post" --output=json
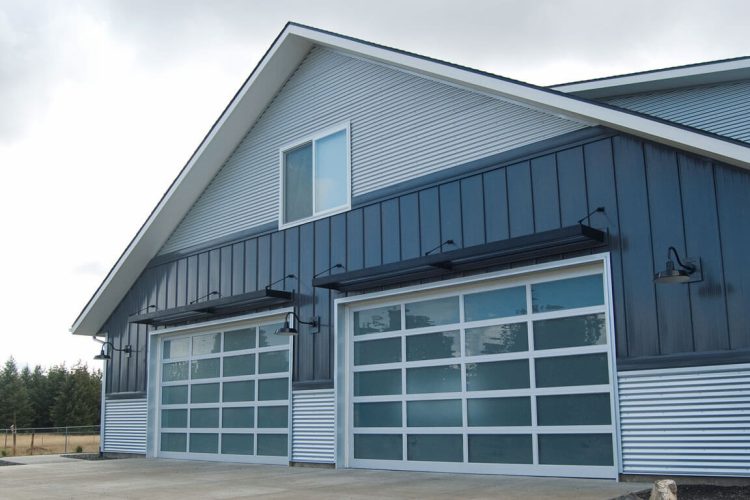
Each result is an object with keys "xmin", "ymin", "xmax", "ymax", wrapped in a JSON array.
[
  {"xmin": 30, "ymin": 431, "xmax": 35, "ymax": 455},
  {"xmin": 64, "ymin": 427, "xmax": 68, "ymax": 454}
]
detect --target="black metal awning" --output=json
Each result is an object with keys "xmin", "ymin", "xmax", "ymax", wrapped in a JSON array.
[
  {"xmin": 128, "ymin": 288, "xmax": 293, "ymax": 327},
  {"xmin": 313, "ymin": 225, "xmax": 606, "ymax": 292}
]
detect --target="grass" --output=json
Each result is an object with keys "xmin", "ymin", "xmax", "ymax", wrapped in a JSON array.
[{"xmin": 0, "ymin": 433, "xmax": 100, "ymax": 456}]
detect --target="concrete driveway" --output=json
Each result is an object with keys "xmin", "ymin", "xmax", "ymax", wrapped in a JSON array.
[{"xmin": 0, "ymin": 455, "xmax": 648, "ymax": 499}]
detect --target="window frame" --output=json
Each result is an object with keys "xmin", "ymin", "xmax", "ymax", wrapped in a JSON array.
[{"xmin": 278, "ymin": 121, "xmax": 352, "ymax": 230}]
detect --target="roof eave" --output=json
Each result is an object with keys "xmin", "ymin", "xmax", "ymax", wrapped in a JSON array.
[{"xmin": 551, "ymin": 57, "xmax": 750, "ymax": 98}]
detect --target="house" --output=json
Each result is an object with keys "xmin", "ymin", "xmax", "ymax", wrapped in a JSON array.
[{"xmin": 71, "ymin": 23, "xmax": 750, "ymax": 479}]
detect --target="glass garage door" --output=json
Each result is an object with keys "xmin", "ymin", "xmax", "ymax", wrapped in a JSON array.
[
  {"xmin": 347, "ymin": 266, "xmax": 617, "ymax": 478},
  {"xmin": 158, "ymin": 320, "xmax": 291, "ymax": 464}
]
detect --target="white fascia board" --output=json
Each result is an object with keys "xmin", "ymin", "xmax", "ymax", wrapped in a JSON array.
[
  {"xmin": 551, "ymin": 58, "xmax": 750, "ymax": 98},
  {"xmin": 70, "ymin": 29, "xmax": 313, "ymax": 336},
  {"xmin": 294, "ymin": 25, "xmax": 750, "ymax": 169}
]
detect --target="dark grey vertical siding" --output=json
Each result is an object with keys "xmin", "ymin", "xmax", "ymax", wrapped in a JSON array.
[{"xmin": 102, "ymin": 131, "xmax": 750, "ymax": 393}]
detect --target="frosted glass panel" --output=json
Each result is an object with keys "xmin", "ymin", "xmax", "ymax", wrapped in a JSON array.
[
  {"xmin": 354, "ymin": 402, "xmax": 402, "ymax": 428},
  {"xmin": 162, "ymin": 385, "xmax": 188, "ymax": 404},
  {"xmin": 257, "ymin": 434, "xmax": 288, "ymax": 456},
  {"xmin": 222, "ymin": 407, "xmax": 254, "ymax": 428},
  {"xmin": 353, "ymin": 305, "xmax": 401, "ymax": 335},
  {"xmin": 538, "ymin": 434, "xmax": 613, "ymax": 466},
  {"xmin": 468, "ymin": 434, "xmax": 533, "ymax": 464},
  {"xmin": 161, "ymin": 409, "xmax": 187, "ymax": 428},
  {"xmin": 161, "ymin": 432, "xmax": 186, "ymax": 452},
  {"xmin": 258, "ymin": 378, "xmax": 288, "ymax": 401},
  {"xmin": 191, "ymin": 383, "xmax": 219, "ymax": 403},
  {"xmin": 354, "ymin": 337, "xmax": 401, "ymax": 366},
  {"xmin": 467, "ymin": 397, "xmax": 531, "ymax": 426},
  {"xmin": 259, "ymin": 323, "xmax": 287, "ymax": 347},
  {"xmin": 532, "ymin": 274, "xmax": 603, "ymax": 313},
  {"xmin": 406, "ymin": 331, "xmax": 460, "ymax": 361},
  {"xmin": 354, "ymin": 434, "xmax": 402, "ymax": 460},
  {"xmin": 190, "ymin": 408, "xmax": 219, "ymax": 428},
  {"xmin": 537, "ymin": 393, "xmax": 611, "ymax": 426},
  {"xmin": 193, "ymin": 333, "xmax": 220, "ymax": 355},
  {"xmin": 354, "ymin": 370, "xmax": 401, "ymax": 396},
  {"xmin": 466, "ymin": 359, "xmax": 529, "ymax": 391},
  {"xmin": 162, "ymin": 361, "xmax": 188, "ymax": 382},
  {"xmin": 191, "ymin": 358, "xmax": 220, "ymax": 379},
  {"xmin": 406, "ymin": 365, "xmax": 461, "ymax": 394},
  {"xmin": 534, "ymin": 314, "xmax": 607, "ymax": 350},
  {"xmin": 284, "ymin": 143, "xmax": 313, "ymax": 223},
  {"xmin": 315, "ymin": 129, "xmax": 348, "ymax": 212},
  {"xmin": 407, "ymin": 400, "xmax": 462, "ymax": 427},
  {"xmin": 465, "ymin": 323, "xmax": 528, "ymax": 356},
  {"xmin": 163, "ymin": 338, "xmax": 189, "ymax": 359},
  {"xmin": 407, "ymin": 434, "xmax": 462, "ymax": 462},
  {"xmin": 535, "ymin": 353, "xmax": 609, "ymax": 388},
  {"xmin": 257, "ymin": 406, "xmax": 288, "ymax": 428},
  {"xmin": 464, "ymin": 286, "xmax": 527, "ymax": 321},
  {"xmin": 222, "ymin": 434, "xmax": 253, "ymax": 455},
  {"xmin": 223, "ymin": 381, "xmax": 254, "ymax": 402},
  {"xmin": 189, "ymin": 433, "xmax": 218, "ymax": 453},
  {"xmin": 224, "ymin": 328, "xmax": 255, "ymax": 351},
  {"xmin": 224, "ymin": 354, "xmax": 255, "ymax": 377},
  {"xmin": 405, "ymin": 296, "xmax": 459, "ymax": 329},
  {"xmin": 258, "ymin": 351, "xmax": 289, "ymax": 374}
]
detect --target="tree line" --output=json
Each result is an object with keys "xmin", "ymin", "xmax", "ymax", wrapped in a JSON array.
[{"xmin": 0, "ymin": 357, "xmax": 101, "ymax": 429}]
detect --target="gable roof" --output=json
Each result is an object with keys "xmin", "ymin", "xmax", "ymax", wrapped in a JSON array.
[{"xmin": 70, "ymin": 22, "xmax": 750, "ymax": 336}]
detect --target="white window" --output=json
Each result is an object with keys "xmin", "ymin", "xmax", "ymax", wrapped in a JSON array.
[{"xmin": 280, "ymin": 123, "xmax": 351, "ymax": 227}]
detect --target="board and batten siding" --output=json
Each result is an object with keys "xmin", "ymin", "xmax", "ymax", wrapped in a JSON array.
[
  {"xmin": 603, "ymin": 79, "xmax": 750, "ymax": 144},
  {"xmin": 159, "ymin": 46, "xmax": 587, "ymax": 254},
  {"xmin": 102, "ymin": 132, "xmax": 750, "ymax": 395}
]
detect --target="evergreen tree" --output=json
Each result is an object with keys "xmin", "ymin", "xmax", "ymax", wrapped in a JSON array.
[
  {"xmin": 51, "ymin": 363, "xmax": 101, "ymax": 427},
  {"xmin": 0, "ymin": 358, "xmax": 33, "ymax": 428}
]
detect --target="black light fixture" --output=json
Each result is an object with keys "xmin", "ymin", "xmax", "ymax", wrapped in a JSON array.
[
  {"xmin": 654, "ymin": 246, "xmax": 700, "ymax": 284},
  {"xmin": 276, "ymin": 311, "xmax": 320, "ymax": 336},
  {"xmin": 93, "ymin": 341, "xmax": 133, "ymax": 360}
]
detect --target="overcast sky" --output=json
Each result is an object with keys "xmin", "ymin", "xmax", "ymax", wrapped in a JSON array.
[{"xmin": 1, "ymin": 0, "xmax": 748, "ymax": 369}]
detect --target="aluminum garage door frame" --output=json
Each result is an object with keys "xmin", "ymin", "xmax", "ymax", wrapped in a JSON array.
[
  {"xmin": 147, "ymin": 308, "xmax": 293, "ymax": 464},
  {"xmin": 334, "ymin": 253, "xmax": 621, "ymax": 479}
]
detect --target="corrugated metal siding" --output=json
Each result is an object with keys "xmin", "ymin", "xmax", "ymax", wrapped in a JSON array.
[
  {"xmin": 618, "ymin": 364, "xmax": 750, "ymax": 477},
  {"xmin": 103, "ymin": 398, "xmax": 147, "ymax": 454},
  {"xmin": 159, "ymin": 46, "xmax": 586, "ymax": 254},
  {"xmin": 292, "ymin": 389, "xmax": 335, "ymax": 463},
  {"xmin": 603, "ymin": 80, "xmax": 750, "ymax": 144}
]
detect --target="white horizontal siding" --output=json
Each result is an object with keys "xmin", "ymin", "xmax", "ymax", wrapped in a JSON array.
[
  {"xmin": 103, "ymin": 398, "xmax": 147, "ymax": 454},
  {"xmin": 604, "ymin": 80, "xmax": 750, "ymax": 144},
  {"xmin": 159, "ymin": 46, "xmax": 586, "ymax": 254},
  {"xmin": 292, "ymin": 389, "xmax": 335, "ymax": 463},
  {"xmin": 618, "ymin": 363, "xmax": 750, "ymax": 477}
]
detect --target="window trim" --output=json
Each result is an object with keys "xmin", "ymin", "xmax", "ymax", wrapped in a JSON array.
[{"xmin": 278, "ymin": 121, "xmax": 352, "ymax": 230}]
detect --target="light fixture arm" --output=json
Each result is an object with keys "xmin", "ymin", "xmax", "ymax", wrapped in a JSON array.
[
  {"xmin": 285, "ymin": 311, "xmax": 318, "ymax": 328},
  {"xmin": 667, "ymin": 246, "xmax": 695, "ymax": 273},
  {"xmin": 93, "ymin": 339, "xmax": 134, "ymax": 360}
]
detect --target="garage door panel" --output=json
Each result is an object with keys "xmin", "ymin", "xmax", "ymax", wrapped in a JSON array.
[
  {"xmin": 157, "ymin": 319, "xmax": 292, "ymax": 464},
  {"xmin": 347, "ymin": 264, "xmax": 618, "ymax": 478}
]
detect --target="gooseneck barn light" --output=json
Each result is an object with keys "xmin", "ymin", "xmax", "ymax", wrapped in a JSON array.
[
  {"xmin": 276, "ymin": 311, "xmax": 320, "ymax": 336},
  {"xmin": 93, "ymin": 341, "xmax": 133, "ymax": 360},
  {"xmin": 654, "ymin": 246, "xmax": 698, "ymax": 284}
]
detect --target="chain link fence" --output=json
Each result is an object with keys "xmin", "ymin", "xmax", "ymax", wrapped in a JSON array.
[{"xmin": 1, "ymin": 426, "xmax": 100, "ymax": 457}]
